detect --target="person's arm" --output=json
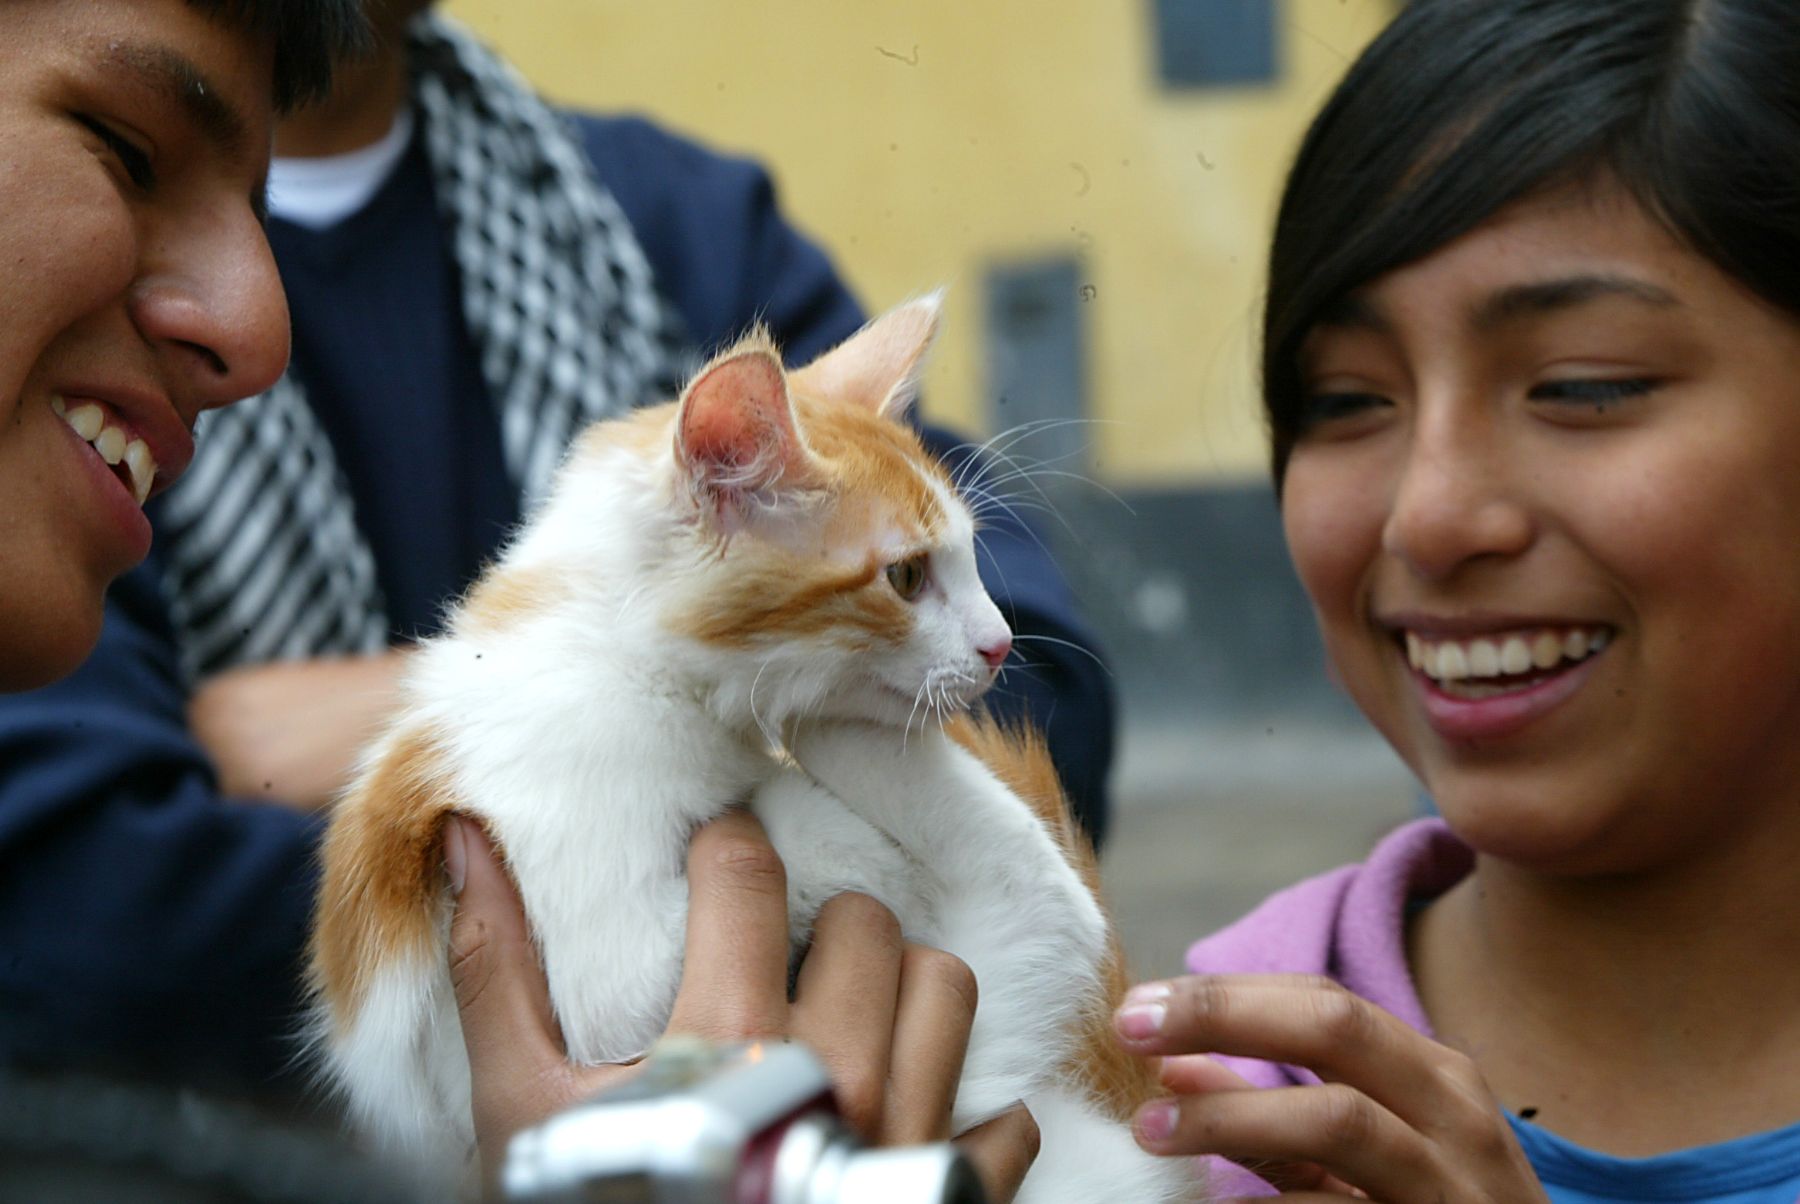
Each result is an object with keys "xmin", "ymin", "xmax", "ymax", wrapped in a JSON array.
[
  {"xmin": 579, "ymin": 114, "xmax": 1116, "ymax": 843},
  {"xmin": 187, "ymin": 650, "xmax": 410, "ymax": 811},
  {"xmin": 0, "ymin": 562, "xmax": 323, "ymax": 1095}
]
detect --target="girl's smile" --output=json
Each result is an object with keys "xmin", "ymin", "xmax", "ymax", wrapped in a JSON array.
[{"xmin": 1282, "ymin": 176, "xmax": 1800, "ymax": 873}]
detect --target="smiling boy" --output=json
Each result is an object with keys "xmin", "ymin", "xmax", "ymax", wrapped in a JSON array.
[{"xmin": 0, "ymin": 0, "xmax": 362, "ymax": 691}]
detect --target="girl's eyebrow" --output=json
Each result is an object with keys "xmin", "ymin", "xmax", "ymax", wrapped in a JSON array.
[
  {"xmin": 1312, "ymin": 274, "xmax": 1682, "ymax": 340},
  {"xmin": 1471, "ymin": 274, "xmax": 1681, "ymax": 331},
  {"xmin": 96, "ymin": 38, "xmax": 247, "ymax": 158}
]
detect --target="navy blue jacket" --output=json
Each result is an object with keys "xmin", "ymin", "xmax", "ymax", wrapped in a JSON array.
[{"xmin": 0, "ymin": 115, "xmax": 1113, "ymax": 1094}]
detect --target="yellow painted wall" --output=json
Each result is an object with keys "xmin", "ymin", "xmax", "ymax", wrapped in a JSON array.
[{"xmin": 441, "ymin": 0, "xmax": 1395, "ymax": 484}]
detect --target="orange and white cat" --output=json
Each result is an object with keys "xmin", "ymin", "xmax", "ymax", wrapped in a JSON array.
[{"xmin": 308, "ymin": 296, "xmax": 1201, "ymax": 1202}]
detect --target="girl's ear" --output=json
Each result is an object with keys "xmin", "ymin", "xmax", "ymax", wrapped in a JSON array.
[
  {"xmin": 675, "ymin": 340, "xmax": 814, "ymax": 528},
  {"xmin": 789, "ymin": 290, "xmax": 943, "ymax": 422}
]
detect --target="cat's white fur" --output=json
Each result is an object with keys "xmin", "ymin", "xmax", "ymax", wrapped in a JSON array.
[{"xmin": 312, "ymin": 298, "xmax": 1200, "ymax": 1202}]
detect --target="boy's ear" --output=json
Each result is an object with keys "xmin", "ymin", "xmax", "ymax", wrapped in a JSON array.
[
  {"xmin": 675, "ymin": 341, "xmax": 813, "ymax": 526},
  {"xmin": 788, "ymin": 291, "xmax": 943, "ymax": 422}
]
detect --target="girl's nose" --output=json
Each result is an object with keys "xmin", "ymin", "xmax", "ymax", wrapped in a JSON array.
[{"xmin": 1381, "ymin": 405, "xmax": 1534, "ymax": 581}]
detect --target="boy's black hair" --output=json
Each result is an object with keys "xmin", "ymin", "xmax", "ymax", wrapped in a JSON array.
[
  {"xmin": 183, "ymin": 0, "xmax": 370, "ymax": 111},
  {"xmin": 1262, "ymin": 0, "xmax": 1800, "ymax": 485}
]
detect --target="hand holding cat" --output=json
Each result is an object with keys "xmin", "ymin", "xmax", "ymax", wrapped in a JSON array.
[
  {"xmin": 1113, "ymin": 975, "xmax": 1548, "ymax": 1202},
  {"xmin": 444, "ymin": 809, "xmax": 1039, "ymax": 1200}
]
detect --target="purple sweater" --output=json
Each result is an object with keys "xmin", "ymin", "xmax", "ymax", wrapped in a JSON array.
[{"xmin": 1182, "ymin": 821, "xmax": 1800, "ymax": 1203}]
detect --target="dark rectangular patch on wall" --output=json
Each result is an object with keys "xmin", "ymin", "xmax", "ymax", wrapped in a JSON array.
[
  {"xmin": 1151, "ymin": 0, "xmax": 1278, "ymax": 88},
  {"xmin": 984, "ymin": 256, "xmax": 1090, "ymax": 473}
]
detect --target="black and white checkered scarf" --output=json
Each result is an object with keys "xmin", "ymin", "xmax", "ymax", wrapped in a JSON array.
[{"xmin": 154, "ymin": 15, "xmax": 690, "ymax": 682}]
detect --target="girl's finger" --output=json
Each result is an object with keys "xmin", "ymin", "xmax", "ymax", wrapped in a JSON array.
[
  {"xmin": 1118, "ymin": 976, "xmax": 1494, "ymax": 1134},
  {"xmin": 1135, "ymin": 1083, "xmax": 1470, "ymax": 1204}
]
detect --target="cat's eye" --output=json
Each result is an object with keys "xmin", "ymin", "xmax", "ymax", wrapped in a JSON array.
[{"xmin": 886, "ymin": 554, "xmax": 928, "ymax": 601}]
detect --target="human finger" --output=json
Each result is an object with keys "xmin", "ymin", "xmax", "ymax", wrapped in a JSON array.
[
  {"xmin": 1117, "ymin": 976, "xmax": 1496, "ymax": 1132},
  {"xmin": 1156, "ymin": 1054, "xmax": 1348, "ymax": 1192},
  {"xmin": 954, "ymin": 1103, "xmax": 1040, "ymax": 1204},
  {"xmin": 1159, "ymin": 1053, "xmax": 1253, "ymax": 1095},
  {"xmin": 789, "ymin": 891, "xmax": 905, "ymax": 1139},
  {"xmin": 880, "ymin": 943, "xmax": 979, "ymax": 1145},
  {"xmin": 446, "ymin": 816, "xmax": 627, "ymax": 1167},
  {"xmin": 665, "ymin": 809, "xmax": 791, "ymax": 1042},
  {"xmin": 1136, "ymin": 1083, "xmax": 1541, "ymax": 1204}
]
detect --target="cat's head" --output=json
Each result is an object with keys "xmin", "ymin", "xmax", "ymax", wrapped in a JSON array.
[{"xmin": 664, "ymin": 294, "xmax": 1012, "ymax": 731}]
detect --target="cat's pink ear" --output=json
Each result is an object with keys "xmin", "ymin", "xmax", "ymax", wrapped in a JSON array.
[
  {"xmin": 789, "ymin": 291, "xmax": 943, "ymax": 421},
  {"xmin": 675, "ymin": 343, "xmax": 811, "ymax": 524}
]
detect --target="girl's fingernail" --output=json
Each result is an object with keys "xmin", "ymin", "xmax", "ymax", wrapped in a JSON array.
[
  {"xmin": 1135, "ymin": 1099, "xmax": 1178, "ymax": 1145},
  {"xmin": 1124, "ymin": 981, "xmax": 1172, "ymax": 1006},
  {"xmin": 1115, "ymin": 1000, "xmax": 1166, "ymax": 1041},
  {"xmin": 444, "ymin": 816, "xmax": 468, "ymax": 896}
]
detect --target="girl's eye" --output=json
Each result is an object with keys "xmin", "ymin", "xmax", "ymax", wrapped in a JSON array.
[
  {"xmin": 1295, "ymin": 391, "xmax": 1390, "ymax": 434},
  {"xmin": 1529, "ymin": 377, "xmax": 1658, "ymax": 409},
  {"xmin": 885, "ymin": 554, "xmax": 928, "ymax": 601},
  {"xmin": 76, "ymin": 115, "xmax": 155, "ymax": 191}
]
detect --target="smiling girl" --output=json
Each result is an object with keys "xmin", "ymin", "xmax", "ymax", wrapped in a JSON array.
[{"xmin": 1114, "ymin": 0, "xmax": 1800, "ymax": 1199}]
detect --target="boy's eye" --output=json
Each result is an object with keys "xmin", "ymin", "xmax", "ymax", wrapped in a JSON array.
[
  {"xmin": 885, "ymin": 554, "xmax": 928, "ymax": 601},
  {"xmin": 1528, "ymin": 377, "xmax": 1658, "ymax": 409},
  {"xmin": 76, "ymin": 114, "xmax": 156, "ymax": 191}
]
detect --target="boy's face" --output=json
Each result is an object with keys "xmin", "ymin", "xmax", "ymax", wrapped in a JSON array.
[{"xmin": 0, "ymin": 0, "xmax": 289, "ymax": 690}]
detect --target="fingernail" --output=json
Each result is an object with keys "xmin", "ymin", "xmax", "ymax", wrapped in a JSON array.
[
  {"xmin": 1124, "ymin": 981, "xmax": 1172, "ymax": 1006},
  {"xmin": 1134, "ymin": 1099, "xmax": 1178, "ymax": 1146},
  {"xmin": 444, "ymin": 816, "xmax": 468, "ymax": 896},
  {"xmin": 1115, "ymin": 999, "xmax": 1166, "ymax": 1041}
]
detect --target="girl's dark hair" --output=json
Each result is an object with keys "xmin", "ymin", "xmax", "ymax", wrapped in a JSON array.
[
  {"xmin": 183, "ymin": 0, "xmax": 370, "ymax": 112},
  {"xmin": 1262, "ymin": 0, "xmax": 1800, "ymax": 485}
]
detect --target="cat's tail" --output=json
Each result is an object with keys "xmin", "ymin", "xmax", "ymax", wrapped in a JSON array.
[
  {"xmin": 307, "ymin": 727, "xmax": 472, "ymax": 1165},
  {"xmin": 947, "ymin": 714, "xmax": 1162, "ymax": 1123}
]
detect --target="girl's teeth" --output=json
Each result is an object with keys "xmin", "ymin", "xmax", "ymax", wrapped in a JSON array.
[
  {"xmin": 1500, "ymin": 636, "xmax": 1532, "ymax": 674},
  {"xmin": 1468, "ymin": 639, "xmax": 1500, "ymax": 676},
  {"xmin": 1410, "ymin": 626, "xmax": 1611, "ymax": 685}
]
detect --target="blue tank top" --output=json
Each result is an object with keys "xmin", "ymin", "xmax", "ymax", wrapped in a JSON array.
[{"xmin": 1510, "ymin": 1114, "xmax": 1800, "ymax": 1203}]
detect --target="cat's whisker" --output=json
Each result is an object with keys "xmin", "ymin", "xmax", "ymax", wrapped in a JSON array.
[{"xmin": 1009, "ymin": 632, "xmax": 1114, "ymax": 677}]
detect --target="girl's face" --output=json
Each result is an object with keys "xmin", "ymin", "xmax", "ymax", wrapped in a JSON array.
[
  {"xmin": 1283, "ymin": 180, "xmax": 1800, "ymax": 875},
  {"xmin": 0, "ymin": 0, "xmax": 289, "ymax": 690}
]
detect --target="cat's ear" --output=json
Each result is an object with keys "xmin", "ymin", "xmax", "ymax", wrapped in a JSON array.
[
  {"xmin": 789, "ymin": 290, "xmax": 943, "ymax": 422},
  {"xmin": 675, "ymin": 341, "xmax": 813, "ymax": 527}
]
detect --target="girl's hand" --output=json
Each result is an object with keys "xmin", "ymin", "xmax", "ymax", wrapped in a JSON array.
[
  {"xmin": 446, "ymin": 810, "xmax": 1036, "ymax": 1200},
  {"xmin": 1114, "ymin": 974, "xmax": 1548, "ymax": 1203}
]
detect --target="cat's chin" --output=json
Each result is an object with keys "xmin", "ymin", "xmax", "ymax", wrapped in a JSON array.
[{"xmin": 824, "ymin": 682, "xmax": 980, "ymax": 731}]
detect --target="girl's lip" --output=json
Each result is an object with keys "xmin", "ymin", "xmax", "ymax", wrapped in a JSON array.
[{"xmin": 1411, "ymin": 646, "xmax": 1606, "ymax": 743}]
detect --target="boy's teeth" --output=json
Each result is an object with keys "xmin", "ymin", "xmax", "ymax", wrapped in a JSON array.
[
  {"xmin": 54, "ymin": 400, "xmax": 160, "ymax": 507},
  {"xmin": 66, "ymin": 403, "xmax": 104, "ymax": 441},
  {"xmin": 95, "ymin": 426, "xmax": 126, "ymax": 465},
  {"xmin": 124, "ymin": 439, "xmax": 155, "ymax": 504},
  {"xmin": 1408, "ymin": 626, "xmax": 1611, "ymax": 683}
]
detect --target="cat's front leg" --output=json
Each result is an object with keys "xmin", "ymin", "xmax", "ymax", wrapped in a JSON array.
[{"xmin": 787, "ymin": 720, "xmax": 1108, "ymax": 1124}]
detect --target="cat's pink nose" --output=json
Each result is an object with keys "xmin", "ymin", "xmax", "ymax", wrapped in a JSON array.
[{"xmin": 978, "ymin": 636, "xmax": 1012, "ymax": 670}]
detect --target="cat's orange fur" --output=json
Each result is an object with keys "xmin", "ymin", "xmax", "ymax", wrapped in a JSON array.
[
  {"xmin": 950, "ymin": 715, "xmax": 1161, "ymax": 1123},
  {"xmin": 310, "ymin": 730, "xmax": 460, "ymax": 1018}
]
